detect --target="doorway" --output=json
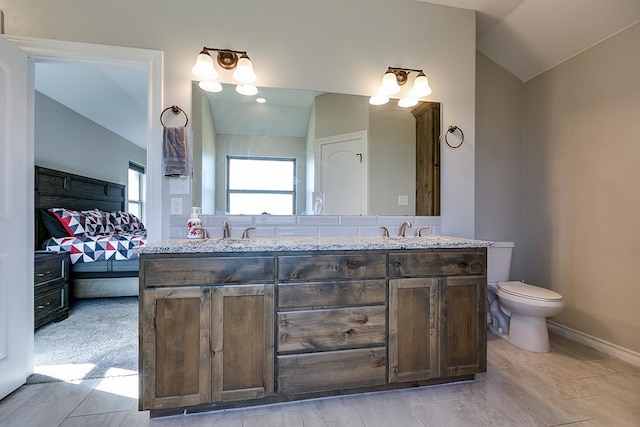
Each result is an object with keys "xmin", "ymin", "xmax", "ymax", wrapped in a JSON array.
[{"xmin": 5, "ymin": 35, "xmax": 162, "ymax": 392}]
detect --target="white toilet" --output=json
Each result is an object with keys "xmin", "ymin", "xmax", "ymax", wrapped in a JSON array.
[{"xmin": 487, "ymin": 242, "xmax": 565, "ymax": 353}]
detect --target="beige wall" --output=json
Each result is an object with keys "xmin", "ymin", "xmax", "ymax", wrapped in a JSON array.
[
  {"xmin": 2, "ymin": 0, "xmax": 477, "ymax": 237},
  {"xmin": 522, "ymin": 22, "xmax": 640, "ymax": 353},
  {"xmin": 475, "ymin": 52, "xmax": 524, "ymax": 279}
]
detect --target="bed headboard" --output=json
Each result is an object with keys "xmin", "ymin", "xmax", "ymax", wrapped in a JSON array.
[{"xmin": 35, "ymin": 166, "xmax": 126, "ymax": 249}]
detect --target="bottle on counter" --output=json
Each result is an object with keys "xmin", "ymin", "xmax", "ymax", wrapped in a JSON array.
[{"xmin": 187, "ymin": 207, "xmax": 203, "ymax": 239}]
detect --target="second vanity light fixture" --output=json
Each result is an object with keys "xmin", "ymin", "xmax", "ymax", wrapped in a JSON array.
[
  {"xmin": 370, "ymin": 67, "xmax": 432, "ymax": 108},
  {"xmin": 192, "ymin": 47, "xmax": 258, "ymax": 96}
]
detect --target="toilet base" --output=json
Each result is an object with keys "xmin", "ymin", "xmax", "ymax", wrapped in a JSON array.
[{"xmin": 508, "ymin": 313, "xmax": 550, "ymax": 353}]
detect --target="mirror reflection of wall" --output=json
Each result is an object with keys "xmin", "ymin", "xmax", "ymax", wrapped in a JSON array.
[{"xmin": 191, "ymin": 83, "xmax": 440, "ymax": 216}]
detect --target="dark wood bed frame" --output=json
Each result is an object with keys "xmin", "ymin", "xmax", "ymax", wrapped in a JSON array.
[{"xmin": 35, "ymin": 166, "xmax": 139, "ymax": 298}]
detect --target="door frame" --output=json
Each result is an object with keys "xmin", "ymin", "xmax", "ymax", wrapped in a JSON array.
[{"xmin": 6, "ymin": 35, "xmax": 164, "ymax": 242}]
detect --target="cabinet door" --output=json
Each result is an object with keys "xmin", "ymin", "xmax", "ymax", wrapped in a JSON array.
[
  {"xmin": 212, "ymin": 284, "xmax": 274, "ymax": 402},
  {"xmin": 440, "ymin": 276, "xmax": 486, "ymax": 377},
  {"xmin": 140, "ymin": 287, "xmax": 212, "ymax": 410},
  {"xmin": 388, "ymin": 278, "xmax": 439, "ymax": 382}
]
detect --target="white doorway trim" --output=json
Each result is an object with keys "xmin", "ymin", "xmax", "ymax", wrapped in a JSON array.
[{"xmin": 6, "ymin": 36, "xmax": 163, "ymax": 242}]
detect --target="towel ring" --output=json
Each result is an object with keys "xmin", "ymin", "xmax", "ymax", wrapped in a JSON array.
[
  {"xmin": 160, "ymin": 105, "xmax": 188, "ymax": 127},
  {"xmin": 445, "ymin": 125, "xmax": 464, "ymax": 148}
]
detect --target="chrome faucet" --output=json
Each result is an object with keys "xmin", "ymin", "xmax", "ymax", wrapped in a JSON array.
[
  {"xmin": 415, "ymin": 226, "xmax": 430, "ymax": 237},
  {"xmin": 398, "ymin": 220, "xmax": 412, "ymax": 237},
  {"xmin": 222, "ymin": 221, "xmax": 231, "ymax": 238},
  {"xmin": 241, "ymin": 227, "xmax": 255, "ymax": 239}
]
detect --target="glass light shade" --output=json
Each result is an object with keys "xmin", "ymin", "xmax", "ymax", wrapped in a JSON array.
[
  {"xmin": 398, "ymin": 97, "xmax": 419, "ymax": 108},
  {"xmin": 410, "ymin": 73, "xmax": 432, "ymax": 97},
  {"xmin": 199, "ymin": 80, "xmax": 223, "ymax": 93},
  {"xmin": 369, "ymin": 95, "xmax": 389, "ymax": 105},
  {"xmin": 192, "ymin": 52, "xmax": 217, "ymax": 80},
  {"xmin": 232, "ymin": 55, "xmax": 257, "ymax": 83},
  {"xmin": 378, "ymin": 71, "xmax": 400, "ymax": 96},
  {"xmin": 236, "ymin": 84, "xmax": 258, "ymax": 96}
]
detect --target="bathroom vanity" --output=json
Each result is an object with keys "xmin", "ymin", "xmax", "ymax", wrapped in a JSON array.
[{"xmin": 137, "ymin": 236, "xmax": 491, "ymax": 416}]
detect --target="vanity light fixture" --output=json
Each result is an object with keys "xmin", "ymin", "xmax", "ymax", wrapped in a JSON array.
[
  {"xmin": 370, "ymin": 67, "xmax": 432, "ymax": 107},
  {"xmin": 192, "ymin": 47, "xmax": 258, "ymax": 95}
]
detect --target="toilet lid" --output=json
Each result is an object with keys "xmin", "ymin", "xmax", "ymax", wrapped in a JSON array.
[{"xmin": 497, "ymin": 281, "xmax": 563, "ymax": 302}]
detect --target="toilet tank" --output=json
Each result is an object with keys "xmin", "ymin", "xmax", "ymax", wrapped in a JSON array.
[{"xmin": 487, "ymin": 241, "xmax": 514, "ymax": 283}]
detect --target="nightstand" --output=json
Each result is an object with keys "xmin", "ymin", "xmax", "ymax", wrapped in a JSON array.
[{"xmin": 34, "ymin": 251, "xmax": 70, "ymax": 329}]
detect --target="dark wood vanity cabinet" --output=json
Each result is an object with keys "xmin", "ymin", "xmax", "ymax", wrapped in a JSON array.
[
  {"xmin": 139, "ymin": 255, "xmax": 274, "ymax": 411},
  {"xmin": 139, "ymin": 247, "xmax": 486, "ymax": 414},
  {"xmin": 388, "ymin": 250, "xmax": 487, "ymax": 381},
  {"xmin": 276, "ymin": 254, "xmax": 388, "ymax": 394}
]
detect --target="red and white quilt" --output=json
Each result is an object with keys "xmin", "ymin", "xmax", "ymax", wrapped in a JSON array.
[{"xmin": 43, "ymin": 229, "xmax": 146, "ymax": 264}]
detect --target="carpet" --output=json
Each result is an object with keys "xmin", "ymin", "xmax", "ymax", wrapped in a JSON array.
[{"xmin": 28, "ymin": 296, "xmax": 138, "ymax": 384}]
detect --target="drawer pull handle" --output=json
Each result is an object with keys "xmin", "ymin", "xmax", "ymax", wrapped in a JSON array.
[
  {"xmin": 36, "ymin": 302, "xmax": 51, "ymax": 309},
  {"xmin": 458, "ymin": 261, "xmax": 469, "ymax": 267},
  {"xmin": 393, "ymin": 262, "xmax": 402, "ymax": 267},
  {"xmin": 37, "ymin": 271, "xmax": 51, "ymax": 277}
]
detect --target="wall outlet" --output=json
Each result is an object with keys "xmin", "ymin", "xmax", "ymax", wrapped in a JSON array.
[
  {"xmin": 170, "ymin": 197, "xmax": 183, "ymax": 215},
  {"xmin": 398, "ymin": 195, "xmax": 409, "ymax": 206}
]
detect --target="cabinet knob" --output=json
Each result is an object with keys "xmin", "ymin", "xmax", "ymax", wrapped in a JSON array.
[
  {"xmin": 393, "ymin": 262, "xmax": 402, "ymax": 267},
  {"xmin": 458, "ymin": 261, "xmax": 469, "ymax": 267}
]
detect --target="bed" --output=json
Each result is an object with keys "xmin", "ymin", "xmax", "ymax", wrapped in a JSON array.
[{"xmin": 35, "ymin": 166, "xmax": 144, "ymax": 298}]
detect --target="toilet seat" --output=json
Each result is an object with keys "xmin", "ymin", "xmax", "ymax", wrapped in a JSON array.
[{"xmin": 497, "ymin": 281, "xmax": 563, "ymax": 302}]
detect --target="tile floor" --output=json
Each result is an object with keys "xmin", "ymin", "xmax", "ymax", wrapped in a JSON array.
[{"xmin": 1, "ymin": 333, "xmax": 639, "ymax": 426}]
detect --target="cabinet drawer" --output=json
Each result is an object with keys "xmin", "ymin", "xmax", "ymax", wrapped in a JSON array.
[
  {"xmin": 35, "ymin": 285, "xmax": 66, "ymax": 319},
  {"xmin": 389, "ymin": 250, "xmax": 486, "ymax": 277},
  {"xmin": 278, "ymin": 254, "xmax": 386, "ymax": 282},
  {"xmin": 278, "ymin": 306, "xmax": 386, "ymax": 352},
  {"xmin": 278, "ymin": 280, "xmax": 386, "ymax": 309},
  {"xmin": 278, "ymin": 347, "xmax": 386, "ymax": 394},
  {"xmin": 142, "ymin": 256, "xmax": 274, "ymax": 286},
  {"xmin": 34, "ymin": 253, "xmax": 67, "ymax": 286}
]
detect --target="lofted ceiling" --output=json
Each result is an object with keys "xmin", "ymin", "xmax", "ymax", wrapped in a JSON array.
[
  {"xmin": 34, "ymin": 0, "xmax": 640, "ymax": 149},
  {"xmin": 421, "ymin": 0, "xmax": 640, "ymax": 82}
]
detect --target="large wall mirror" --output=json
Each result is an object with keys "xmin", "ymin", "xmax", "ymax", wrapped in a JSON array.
[{"xmin": 191, "ymin": 83, "xmax": 440, "ymax": 216}]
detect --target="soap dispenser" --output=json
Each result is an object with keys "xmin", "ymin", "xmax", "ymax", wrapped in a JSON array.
[{"xmin": 187, "ymin": 207, "xmax": 203, "ymax": 239}]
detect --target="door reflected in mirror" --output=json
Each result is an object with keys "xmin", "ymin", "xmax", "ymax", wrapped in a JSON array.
[{"xmin": 191, "ymin": 83, "xmax": 440, "ymax": 216}]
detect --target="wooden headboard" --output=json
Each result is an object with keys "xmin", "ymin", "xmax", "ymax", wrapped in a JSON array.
[{"xmin": 35, "ymin": 166, "xmax": 126, "ymax": 249}]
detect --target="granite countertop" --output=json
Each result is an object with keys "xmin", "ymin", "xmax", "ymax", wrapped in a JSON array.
[{"xmin": 137, "ymin": 235, "xmax": 494, "ymax": 255}]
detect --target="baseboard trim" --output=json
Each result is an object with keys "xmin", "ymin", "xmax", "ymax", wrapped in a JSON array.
[{"xmin": 547, "ymin": 320, "xmax": 640, "ymax": 368}]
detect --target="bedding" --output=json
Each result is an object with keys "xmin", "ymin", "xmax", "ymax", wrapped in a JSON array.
[
  {"xmin": 44, "ymin": 230, "xmax": 146, "ymax": 264},
  {"xmin": 42, "ymin": 208, "xmax": 146, "ymax": 264}
]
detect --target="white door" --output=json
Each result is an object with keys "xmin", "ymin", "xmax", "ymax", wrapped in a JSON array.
[
  {"xmin": 317, "ymin": 131, "xmax": 368, "ymax": 215},
  {"xmin": 0, "ymin": 36, "xmax": 34, "ymax": 399}
]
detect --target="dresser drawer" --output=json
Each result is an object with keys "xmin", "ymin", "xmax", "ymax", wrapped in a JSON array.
[
  {"xmin": 277, "ymin": 347, "xmax": 386, "ymax": 394},
  {"xmin": 278, "ymin": 306, "xmax": 386, "ymax": 353},
  {"xmin": 34, "ymin": 253, "xmax": 67, "ymax": 287},
  {"xmin": 278, "ymin": 280, "xmax": 386, "ymax": 310},
  {"xmin": 389, "ymin": 249, "xmax": 486, "ymax": 277},
  {"xmin": 278, "ymin": 254, "xmax": 386, "ymax": 282},
  {"xmin": 34, "ymin": 284, "xmax": 68, "ymax": 328},
  {"xmin": 142, "ymin": 256, "xmax": 275, "ymax": 286}
]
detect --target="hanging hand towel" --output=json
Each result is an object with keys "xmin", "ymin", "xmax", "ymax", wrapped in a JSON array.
[{"xmin": 163, "ymin": 126, "xmax": 188, "ymax": 176}]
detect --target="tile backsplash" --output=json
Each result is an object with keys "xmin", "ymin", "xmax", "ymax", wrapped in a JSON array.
[{"xmin": 170, "ymin": 215, "xmax": 441, "ymax": 240}]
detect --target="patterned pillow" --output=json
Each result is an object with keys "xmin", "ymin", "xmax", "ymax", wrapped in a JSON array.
[
  {"xmin": 107, "ymin": 211, "xmax": 128, "ymax": 233},
  {"xmin": 82, "ymin": 209, "xmax": 114, "ymax": 235},
  {"xmin": 47, "ymin": 208, "xmax": 88, "ymax": 237}
]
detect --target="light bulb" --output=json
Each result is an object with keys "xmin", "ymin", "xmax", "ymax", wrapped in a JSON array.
[
  {"xmin": 199, "ymin": 80, "xmax": 223, "ymax": 93},
  {"xmin": 410, "ymin": 72, "xmax": 432, "ymax": 97},
  {"xmin": 369, "ymin": 95, "xmax": 389, "ymax": 105},
  {"xmin": 232, "ymin": 54, "xmax": 257, "ymax": 83},
  {"xmin": 192, "ymin": 51, "xmax": 217, "ymax": 80},
  {"xmin": 398, "ymin": 97, "xmax": 418, "ymax": 108},
  {"xmin": 378, "ymin": 70, "xmax": 400, "ymax": 96},
  {"xmin": 236, "ymin": 84, "xmax": 258, "ymax": 96}
]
